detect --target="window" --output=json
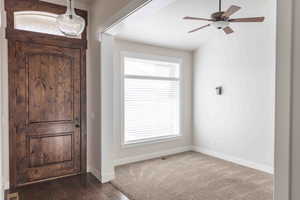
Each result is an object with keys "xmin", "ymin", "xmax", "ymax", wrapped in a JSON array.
[
  {"xmin": 121, "ymin": 53, "xmax": 182, "ymax": 145},
  {"xmin": 14, "ymin": 11, "xmax": 80, "ymax": 38}
]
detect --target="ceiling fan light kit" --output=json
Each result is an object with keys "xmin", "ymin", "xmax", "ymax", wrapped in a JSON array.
[
  {"xmin": 212, "ymin": 21, "xmax": 230, "ymax": 29},
  {"xmin": 183, "ymin": 0, "xmax": 265, "ymax": 35}
]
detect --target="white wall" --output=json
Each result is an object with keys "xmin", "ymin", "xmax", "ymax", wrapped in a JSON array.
[
  {"xmin": 99, "ymin": 34, "xmax": 116, "ymax": 182},
  {"xmin": 87, "ymin": 0, "xmax": 134, "ymax": 179},
  {"xmin": 113, "ymin": 39, "xmax": 193, "ymax": 164},
  {"xmin": 1, "ymin": 0, "xmax": 9, "ymax": 191},
  {"xmin": 193, "ymin": 0, "xmax": 276, "ymax": 173},
  {"xmin": 274, "ymin": 0, "xmax": 293, "ymax": 198},
  {"xmin": 291, "ymin": 0, "xmax": 300, "ymax": 199}
]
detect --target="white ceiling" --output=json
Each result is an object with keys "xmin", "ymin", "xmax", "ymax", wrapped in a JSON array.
[
  {"xmin": 108, "ymin": 0, "xmax": 270, "ymax": 51},
  {"xmin": 78, "ymin": 0, "xmax": 93, "ymax": 3},
  {"xmin": 42, "ymin": 0, "xmax": 93, "ymax": 6}
]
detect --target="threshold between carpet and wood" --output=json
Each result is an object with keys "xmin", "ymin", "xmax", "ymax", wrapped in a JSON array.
[{"xmin": 111, "ymin": 151, "xmax": 273, "ymax": 200}]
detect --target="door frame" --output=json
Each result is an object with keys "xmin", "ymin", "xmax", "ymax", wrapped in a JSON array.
[{"xmin": 5, "ymin": 0, "xmax": 88, "ymax": 188}]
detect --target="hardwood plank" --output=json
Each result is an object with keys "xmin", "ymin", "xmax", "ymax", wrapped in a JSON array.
[{"xmin": 6, "ymin": 173, "xmax": 130, "ymax": 200}]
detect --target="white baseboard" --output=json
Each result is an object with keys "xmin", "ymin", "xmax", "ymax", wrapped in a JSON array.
[
  {"xmin": 114, "ymin": 146, "xmax": 193, "ymax": 166},
  {"xmin": 0, "ymin": 181, "xmax": 3, "ymax": 200},
  {"xmin": 88, "ymin": 167, "xmax": 115, "ymax": 183},
  {"xmin": 88, "ymin": 167, "xmax": 101, "ymax": 181},
  {"xmin": 4, "ymin": 181, "xmax": 9, "ymax": 190},
  {"xmin": 100, "ymin": 172, "xmax": 115, "ymax": 183},
  {"xmin": 192, "ymin": 146, "xmax": 274, "ymax": 174},
  {"xmin": 0, "ymin": 189, "xmax": 3, "ymax": 200},
  {"xmin": 0, "ymin": 180, "xmax": 8, "ymax": 199}
]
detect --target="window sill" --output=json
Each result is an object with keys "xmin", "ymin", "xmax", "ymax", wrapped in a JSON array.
[{"xmin": 121, "ymin": 135, "xmax": 182, "ymax": 149}]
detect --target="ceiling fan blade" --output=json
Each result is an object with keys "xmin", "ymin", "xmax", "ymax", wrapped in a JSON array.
[
  {"xmin": 188, "ymin": 24, "xmax": 211, "ymax": 33},
  {"xmin": 229, "ymin": 17, "xmax": 265, "ymax": 22},
  {"xmin": 223, "ymin": 26, "xmax": 234, "ymax": 34},
  {"xmin": 222, "ymin": 5, "xmax": 241, "ymax": 18},
  {"xmin": 183, "ymin": 16, "xmax": 214, "ymax": 21}
]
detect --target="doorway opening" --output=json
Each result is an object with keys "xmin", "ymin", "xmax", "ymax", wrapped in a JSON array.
[{"xmin": 101, "ymin": 0, "xmax": 277, "ymax": 200}]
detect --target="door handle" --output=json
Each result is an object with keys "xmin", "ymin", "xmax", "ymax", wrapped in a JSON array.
[{"xmin": 74, "ymin": 118, "xmax": 81, "ymax": 128}]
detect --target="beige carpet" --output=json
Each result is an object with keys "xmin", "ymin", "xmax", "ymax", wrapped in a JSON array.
[{"xmin": 111, "ymin": 152, "xmax": 273, "ymax": 200}]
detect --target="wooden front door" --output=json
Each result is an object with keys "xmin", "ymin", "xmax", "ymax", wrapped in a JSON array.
[
  {"xmin": 6, "ymin": 0, "xmax": 88, "ymax": 188},
  {"xmin": 11, "ymin": 42, "xmax": 83, "ymax": 186}
]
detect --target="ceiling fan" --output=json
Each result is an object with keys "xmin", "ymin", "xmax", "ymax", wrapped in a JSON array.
[{"xmin": 183, "ymin": 0, "xmax": 265, "ymax": 34}]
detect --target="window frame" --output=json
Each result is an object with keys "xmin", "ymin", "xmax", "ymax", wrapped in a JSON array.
[{"xmin": 120, "ymin": 51, "xmax": 184, "ymax": 147}]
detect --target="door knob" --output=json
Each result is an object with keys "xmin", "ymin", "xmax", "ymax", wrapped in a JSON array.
[{"xmin": 75, "ymin": 118, "xmax": 81, "ymax": 128}]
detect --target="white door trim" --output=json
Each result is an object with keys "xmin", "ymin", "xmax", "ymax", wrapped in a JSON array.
[{"xmin": 275, "ymin": 0, "xmax": 293, "ymax": 199}]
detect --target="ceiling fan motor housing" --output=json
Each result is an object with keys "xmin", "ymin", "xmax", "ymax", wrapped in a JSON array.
[
  {"xmin": 211, "ymin": 12, "xmax": 230, "ymax": 29},
  {"xmin": 211, "ymin": 12, "xmax": 228, "ymax": 21}
]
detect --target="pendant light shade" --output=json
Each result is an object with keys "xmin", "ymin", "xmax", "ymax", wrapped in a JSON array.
[{"xmin": 57, "ymin": 0, "xmax": 85, "ymax": 37}]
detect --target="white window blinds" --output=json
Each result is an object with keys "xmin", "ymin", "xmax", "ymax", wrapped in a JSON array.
[{"xmin": 123, "ymin": 56, "xmax": 181, "ymax": 144}]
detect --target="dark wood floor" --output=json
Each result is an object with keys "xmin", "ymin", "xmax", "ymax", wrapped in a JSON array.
[{"xmin": 5, "ymin": 173, "xmax": 129, "ymax": 200}]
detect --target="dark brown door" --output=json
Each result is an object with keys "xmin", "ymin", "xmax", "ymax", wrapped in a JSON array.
[
  {"xmin": 6, "ymin": 0, "xmax": 88, "ymax": 188},
  {"xmin": 11, "ymin": 41, "xmax": 83, "ymax": 186}
]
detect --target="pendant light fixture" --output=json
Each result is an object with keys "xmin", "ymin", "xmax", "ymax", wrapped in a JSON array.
[{"xmin": 56, "ymin": 0, "xmax": 85, "ymax": 37}]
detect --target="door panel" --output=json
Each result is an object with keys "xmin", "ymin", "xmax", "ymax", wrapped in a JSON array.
[
  {"xmin": 12, "ymin": 41, "xmax": 82, "ymax": 186},
  {"xmin": 28, "ymin": 54, "xmax": 73, "ymax": 123},
  {"xmin": 29, "ymin": 134, "xmax": 72, "ymax": 167}
]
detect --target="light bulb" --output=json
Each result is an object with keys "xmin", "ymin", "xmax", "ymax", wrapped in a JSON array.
[
  {"xmin": 57, "ymin": 0, "xmax": 85, "ymax": 37},
  {"xmin": 212, "ymin": 21, "xmax": 230, "ymax": 29}
]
